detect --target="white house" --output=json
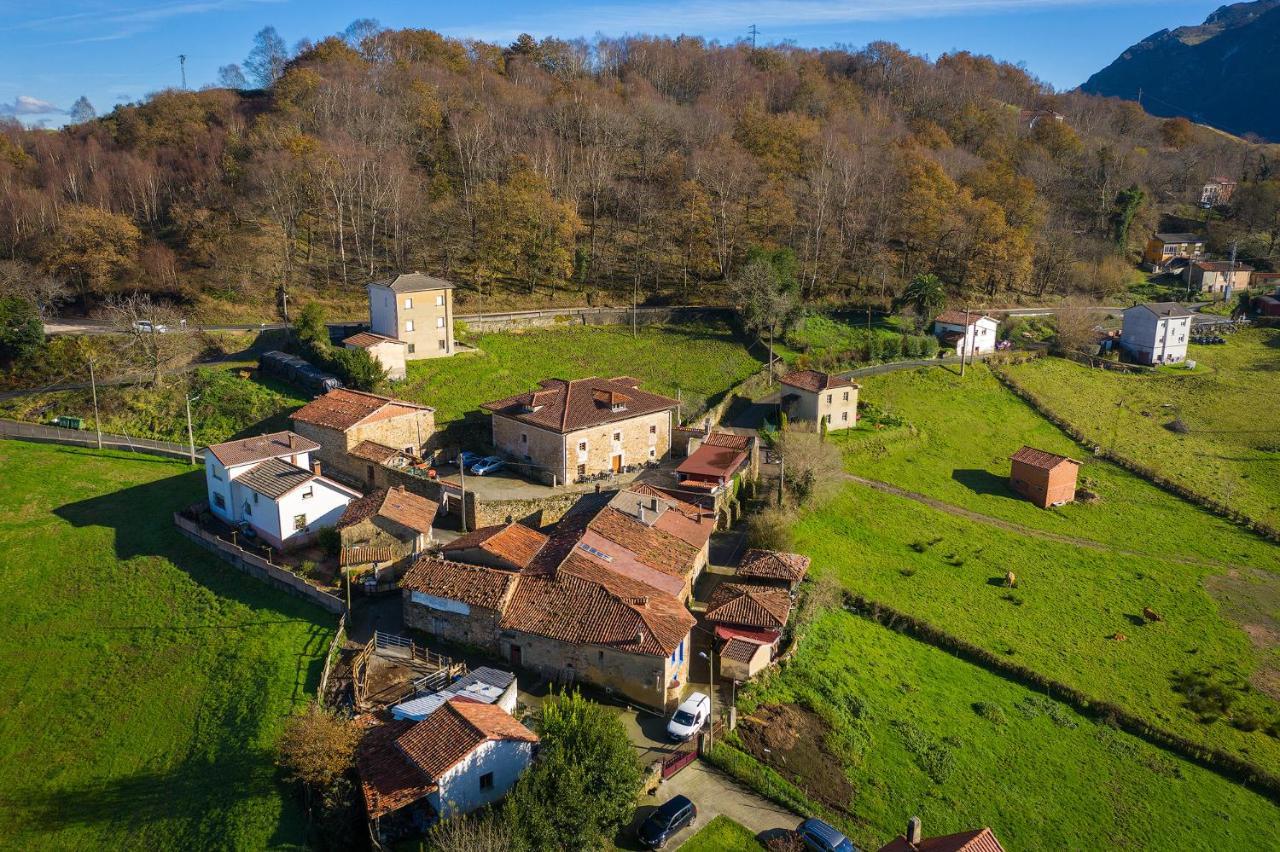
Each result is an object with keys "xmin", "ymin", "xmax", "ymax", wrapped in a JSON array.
[
  {"xmin": 1120, "ymin": 302, "xmax": 1194, "ymax": 365},
  {"xmin": 357, "ymin": 697, "xmax": 538, "ymax": 837},
  {"xmin": 932, "ymin": 311, "xmax": 1000, "ymax": 357},
  {"xmin": 204, "ymin": 430, "xmax": 360, "ymax": 549}
]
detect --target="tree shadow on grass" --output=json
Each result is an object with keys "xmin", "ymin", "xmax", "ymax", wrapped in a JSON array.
[{"xmin": 951, "ymin": 468, "xmax": 1017, "ymax": 498}]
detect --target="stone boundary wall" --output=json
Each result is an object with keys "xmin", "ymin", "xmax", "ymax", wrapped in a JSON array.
[
  {"xmin": 455, "ymin": 305, "xmax": 734, "ymax": 333},
  {"xmin": 1, "ymin": 418, "xmax": 200, "ymax": 462}
]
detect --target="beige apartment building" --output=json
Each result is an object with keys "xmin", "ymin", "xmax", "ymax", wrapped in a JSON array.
[
  {"xmin": 779, "ymin": 369, "xmax": 859, "ymax": 431},
  {"xmin": 368, "ymin": 272, "xmax": 456, "ymax": 360},
  {"xmin": 482, "ymin": 377, "xmax": 678, "ymax": 485}
]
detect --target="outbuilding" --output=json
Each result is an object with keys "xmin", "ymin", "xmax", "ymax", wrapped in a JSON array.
[{"xmin": 1009, "ymin": 446, "xmax": 1081, "ymax": 508}]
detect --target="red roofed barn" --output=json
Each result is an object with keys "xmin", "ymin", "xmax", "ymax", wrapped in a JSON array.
[{"xmin": 1009, "ymin": 446, "xmax": 1081, "ymax": 508}]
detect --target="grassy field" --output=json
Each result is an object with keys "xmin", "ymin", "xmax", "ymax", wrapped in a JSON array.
[
  {"xmin": 1000, "ymin": 329, "xmax": 1280, "ymax": 531},
  {"xmin": 0, "ymin": 440, "xmax": 334, "ymax": 850},
  {"xmin": 395, "ymin": 323, "xmax": 764, "ymax": 423},
  {"xmin": 736, "ymin": 610, "xmax": 1280, "ymax": 851},
  {"xmin": 802, "ymin": 362, "xmax": 1280, "ymax": 769},
  {"xmin": 679, "ymin": 815, "xmax": 764, "ymax": 851}
]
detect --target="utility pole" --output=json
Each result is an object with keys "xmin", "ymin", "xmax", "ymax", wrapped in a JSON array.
[
  {"xmin": 87, "ymin": 355, "xmax": 102, "ymax": 450},
  {"xmin": 458, "ymin": 455, "xmax": 469, "ymax": 533},
  {"xmin": 178, "ymin": 54, "xmax": 187, "ymax": 89},
  {"xmin": 1136, "ymin": 87, "xmax": 1143, "ymax": 107},
  {"xmin": 632, "ymin": 275, "xmax": 638, "ymax": 338},
  {"xmin": 1225, "ymin": 241, "xmax": 1238, "ymax": 305},
  {"xmin": 184, "ymin": 393, "xmax": 198, "ymax": 464},
  {"xmin": 777, "ymin": 454, "xmax": 784, "ymax": 507},
  {"xmin": 748, "ymin": 24, "xmax": 758, "ymax": 49},
  {"xmin": 960, "ymin": 307, "xmax": 971, "ymax": 377}
]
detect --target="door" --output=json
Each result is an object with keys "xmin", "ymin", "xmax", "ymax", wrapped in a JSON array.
[
  {"xmin": 510, "ymin": 645, "xmax": 522, "ymax": 667},
  {"xmin": 611, "ymin": 454, "xmax": 622, "ymax": 473}
]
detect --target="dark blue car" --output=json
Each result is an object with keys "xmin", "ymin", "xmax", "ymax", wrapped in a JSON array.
[
  {"xmin": 796, "ymin": 817, "xmax": 860, "ymax": 852},
  {"xmin": 637, "ymin": 795, "xmax": 697, "ymax": 848}
]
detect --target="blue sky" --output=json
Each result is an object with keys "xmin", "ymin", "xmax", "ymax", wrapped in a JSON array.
[{"xmin": 1, "ymin": 0, "xmax": 1224, "ymax": 126}]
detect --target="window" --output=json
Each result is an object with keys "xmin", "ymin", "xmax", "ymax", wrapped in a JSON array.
[
  {"xmin": 253, "ymin": 492, "xmax": 259, "ymax": 503},
  {"xmin": 438, "ymin": 339, "xmax": 447, "ymax": 350},
  {"xmin": 403, "ymin": 297, "xmax": 413, "ymax": 309},
  {"xmin": 293, "ymin": 514, "xmax": 307, "ymax": 532},
  {"xmin": 479, "ymin": 772, "xmax": 494, "ymax": 791},
  {"xmin": 649, "ymin": 425, "xmax": 656, "ymax": 434},
  {"xmin": 824, "ymin": 414, "xmax": 832, "ymax": 424},
  {"xmin": 521, "ymin": 433, "xmax": 528, "ymax": 444},
  {"xmin": 613, "ymin": 432, "xmax": 621, "ymax": 442},
  {"xmin": 578, "ymin": 441, "xmax": 587, "ymax": 452},
  {"xmin": 577, "ymin": 463, "xmax": 586, "ymax": 477},
  {"xmin": 826, "ymin": 393, "xmax": 832, "ymax": 403},
  {"xmin": 842, "ymin": 391, "xmax": 849, "ymax": 402},
  {"xmin": 436, "ymin": 316, "xmax": 445, "ymax": 328},
  {"xmin": 213, "ymin": 493, "xmax": 226, "ymax": 509},
  {"xmin": 841, "ymin": 411, "xmax": 848, "ymax": 422},
  {"xmin": 407, "ymin": 343, "xmax": 416, "ymax": 354},
  {"xmin": 301, "ymin": 486, "xmax": 313, "ymax": 500},
  {"xmin": 404, "ymin": 319, "xmax": 414, "ymax": 332},
  {"xmin": 211, "ymin": 467, "xmax": 222, "ymax": 481},
  {"xmin": 649, "ymin": 448, "xmax": 656, "ymax": 458},
  {"xmin": 435, "ymin": 294, "xmax": 445, "ymax": 306}
]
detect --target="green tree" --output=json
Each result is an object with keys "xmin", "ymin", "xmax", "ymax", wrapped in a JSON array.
[
  {"xmin": 328, "ymin": 346, "xmax": 386, "ymax": 392},
  {"xmin": 293, "ymin": 302, "xmax": 330, "ymax": 353},
  {"xmin": 1111, "ymin": 184, "xmax": 1146, "ymax": 249},
  {"xmin": 0, "ymin": 296, "xmax": 43, "ymax": 364},
  {"xmin": 894, "ymin": 273, "xmax": 947, "ymax": 325},
  {"xmin": 503, "ymin": 692, "xmax": 642, "ymax": 851}
]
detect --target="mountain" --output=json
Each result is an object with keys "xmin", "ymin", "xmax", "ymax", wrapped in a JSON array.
[{"xmin": 1081, "ymin": 0, "xmax": 1280, "ymax": 141}]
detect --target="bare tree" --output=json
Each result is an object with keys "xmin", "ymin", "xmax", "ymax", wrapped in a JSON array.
[
  {"xmin": 1052, "ymin": 301, "xmax": 1104, "ymax": 357},
  {"xmin": 245, "ymin": 26, "xmax": 289, "ymax": 88},
  {"xmin": 0, "ymin": 259, "xmax": 69, "ymax": 319},
  {"xmin": 104, "ymin": 293, "xmax": 184, "ymax": 385}
]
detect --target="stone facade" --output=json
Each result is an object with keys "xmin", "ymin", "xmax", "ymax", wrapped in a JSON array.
[
  {"xmin": 293, "ymin": 408, "xmax": 437, "ymax": 484},
  {"xmin": 785, "ymin": 384, "xmax": 859, "ymax": 431},
  {"xmin": 340, "ymin": 514, "xmax": 429, "ymax": 553},
  {"xmin": 403, "ymin": 589, "xmax": 504, "ymax": 652},
  {"xmin": 491, "ymin": 409, "xmax": 671, "ymax": 485},
  {"xmin": 497, "ymin": 629, "xmax": 689, "ymax": 710}
]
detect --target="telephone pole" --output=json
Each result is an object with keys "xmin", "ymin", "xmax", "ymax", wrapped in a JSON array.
[
  {"xmin": 1225, "ymin": 240, "xmax": 1239, "ymax": 304},
  {"xmin": 178, "ymin": 54, "xmax": 187, "ymax": 89},
  {"xmin": 87, "ymin": 355, "xmax": 102, "ymax": 450},
  {"xmin": 184, "ymin": 393, "xmax": 198, "ymax": 464},
  {"xmin": 960, "ymin": 307, "xmax": 971, "ymax": 377}
]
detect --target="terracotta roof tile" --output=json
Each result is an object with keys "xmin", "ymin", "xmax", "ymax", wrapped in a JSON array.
[
  {"xmin": 736, "ymin": 549, "xmax": 810, "ymax": 583},
  {"xmin": 206, "ymin": 430, "xmax": 320, "ymax": 467},
  {"xmin": 292, "ymin": 388, "xmax": 432, "ymax": 432},
  {"xmin": 440, "ymin": 522, "xmax": 548, "ymax": 569},
  {"xmin": 779, "ymin": 369, "xmax": 854, "ymax": 393},
  {"xmin": 378, "ymin": 487, "xmax": 439, "ymax": 533},
  {"xmin": 877, "ymin": 827, "xmax": 1006, "ymax": 852},
  {"xmin": 720, "ymin": 635, "xmax": 768, "ymax": 663},
  {"xmin": 343, "ymin": 331, "xmax": 407, "ymax": 348},
  {"xmin": 395, "ymin": 698, "xmax": 536, "ymax": 781},
  {"xmin": 704, "ymin": 583, "xmax": 791, "ymax": 630},
  {"xmin": 621, "ymin": 484, "xmax": 715, "ymax": 550},
  {"xmin": 702, "ymin": 431, "xmax": 752, "ymax": 451},
  {"xmin": 341, "ymin": 545, "xmax": 401, "ymax": 567},
  {"xmin": 481, "ymin": 377, "xmax": 677, "ymax": 434},
  {"xmin": 1009, "ymin": 445, "xmax": 1080, "ymax": 470},
  {"xmin": 349, "ymin": 440, "xmax": 400, "ymax": 463},
  {"xmin": 586, "ymin": 507, "xmax": 701, "ymax": 579},
  {"xmin": 354, "ymin": 715, "xmax": 436, "ymax": 821},
  {"xmin": 401, "ymin": 556, "xmax": 519, "ymax": 612}
]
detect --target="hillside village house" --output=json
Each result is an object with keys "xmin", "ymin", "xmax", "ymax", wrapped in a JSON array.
[
  {"xmin": 204, "ymin": 431, "xmax": 359, "ymax": 549},
  {"xmin": 368, "ymin": 272, "xmax": 456, "ymax": 359},
  {"xmin": 734, "ymin": 548, "xmax": 811, "ymax": 592},
  {"xmin": 1143, "ymin": 233, "xmax": 1206, "ymax": 272},
  {"xmin": 675, "ymin": 439, "xmax": 748, "ymax": 492},
  {"xmin": 932, "ymin": 312, "xmax": 1000, "ymax": 358},
  {"xmin": 1200, "ymin": 176, "xmax": 1237, "ymax": 207},
  {"xmin": 481, "ymin": 377, "xmax": 678, "ymax": 484},
  {"xmin": 356, "ymin": 698, "xmax": 537, "ymax": 841},
  {"xmin": 342, "ymin": 331, "xmax": 409, "ymax": 381},
  {"xmin": 1120, "ymin": 302, "xmax": 1194, "ymax": 365},
  {"xmin": 439, "ymin": 522, "xmax": 549, "ymax": 572},
  {"xmin": 291, "ymin": 388, "xmax": 436, "ymax": 486},
  {"xmin": 778, "ymin": 370, "xmax": 860, "ymax": 431},
  {"xmin": 1009, "ymin": 446, "xmax": 1081, "ymax": 509},
  {"xmin": 1186, "ymin": 260, "xmax": 1253, "ymax": 295},
  {"xmin": 337, "ymin": 486, "xmax": 438, "ymax": 573}
]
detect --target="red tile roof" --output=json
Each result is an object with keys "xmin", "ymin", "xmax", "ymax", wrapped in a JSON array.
[
  {"xmin": 440, "ymin": 522, "xmax": 549, "ymax": 569},
  {"xmin": 292, "ymin": 388, "xmax": 432, "ymax": 432},
  {"xmin": 720, "ymin": 635, "xmax": 769, "ymax": 663},
  {"xmin": 934, "ymin": 311, "xmax": 997, "ymax": 327},
  {"xmin": 676, "ymin": 443, "xmax": 747, "ymax": 479},
  {"xmin": 349, "ymin": 440, "xmax": 400, "ymax": 463},
  {"xmin": 401, "ymin": 556, "xmax": 519, "ymax": 612},
  {"xmin": 623, "ymin": 484, "xmax": 715, "ymax": 549},
  {"xmin": 736, "ymin": 549, "xmax": 810, "ymax": 583},
  {"xmin": 877, "ymin": 827, "xmax": 1005, "ymax": 852},
  {"xmin": 395, "ymin": 698, "xmax": 536, "ymax": 781},
  {"xmin": 1193, "ymin": 260, "xmax": 1254, "ymax": 272},
  {"xmin": 501, "ymin": 553, "xmax": 694, "ymax": 656},
  {"xmin": 704, "ymin": 583, "xmax": 791, "ymax": 630},
  {"xmin": 343, "ymin": 331, "xmax": 407, "ymax": 349},
  {"xmin": 354, "ymin": 715, "xmax": 436, "ymax": 821},
  {"xmin": 779, "ymin": 369, "xmax": 854, "ymax": 393},
  {"xmin": 206, "ymin": 430, "xmax": 320, "ymax": 467},
  {"xmin": 586, "ymin": 507, "xmax": 701, "ymax": 579},
  {"xmin": 340, "ymin": 545, "xmax": 400, "ymax": 567},
  {"xmin": 702, "ymin": 431, "xmax": 752, "ymax": 450},
  {"xmin": 481, "ymin": 377, "xmax": 677, "ymax": 434},
  {"xmin": 338, "ymin": 486, "xmax": 438, "ymax": 534},
  {"xmin": 1009, "ymin": 445, "xmax": 1080, "ymax": 471}
]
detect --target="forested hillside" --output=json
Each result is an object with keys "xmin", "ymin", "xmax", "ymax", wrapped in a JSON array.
[{"xmin": 0, "ymin": 25, "xmax": 1275, "ymax": 320}]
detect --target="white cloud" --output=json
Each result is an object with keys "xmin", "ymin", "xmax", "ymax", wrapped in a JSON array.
[{"xmin": 0, "ymin": 95, "xmax": 64, "ymax": 116}]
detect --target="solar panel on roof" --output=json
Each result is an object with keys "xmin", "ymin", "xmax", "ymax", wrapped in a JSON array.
[{"xmin": 577, "ymin": 541, "xmax": 614, "ymax": 562}]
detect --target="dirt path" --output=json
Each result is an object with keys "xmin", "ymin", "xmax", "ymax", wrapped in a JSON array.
[{"xmin": 843, "ymin": 473, "xmax": 1252, "ymax": 572}]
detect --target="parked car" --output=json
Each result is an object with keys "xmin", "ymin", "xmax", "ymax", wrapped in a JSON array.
[
  {"xmin": 132, "ymin": 320, "xmax": 168, "ymax": 333},
  {"xmin": 796, "ymin": 817, "xmax": 859, "ymax": 852},
  {"xmin": 470, "ymin": 455, "xmax": 506, "ymax": 475},
  {"xmin": 637, "ymin": 795, "xmax": 697, "ymax": 849},
  {"xmin": 666, "ymin": 692, "xmax": 711, "ymax": 742},
  {"xmin": 456, "ymin": 450, "xmax": 482, "ymax": 469}
]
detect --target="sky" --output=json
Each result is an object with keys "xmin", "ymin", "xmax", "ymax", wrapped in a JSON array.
[{"xmin": 0, "ymin": 0, "xmax": 1228, "ymax": 126}]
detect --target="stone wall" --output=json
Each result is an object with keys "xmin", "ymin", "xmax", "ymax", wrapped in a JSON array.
[
  {"xmin": 499, "ymin": 629, "xmax": 685, "ymax": 710},
  {"xmin": 403, "ymin": 591, "xmax": 503, "ymax": 652},
  {"xmin": 470, "ymin": 489, "xmax": 582, "ymax": 529},
  {"xmin": 457, "ymin": 305, "xmax": 733, "ymax": 334}
]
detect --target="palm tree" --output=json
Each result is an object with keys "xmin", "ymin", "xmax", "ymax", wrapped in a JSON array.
[{"xmin": 895, "ymin": 273, "xmax": 946, "ymax": 327}]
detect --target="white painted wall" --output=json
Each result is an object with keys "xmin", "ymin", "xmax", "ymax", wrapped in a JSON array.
[
  {"xmin": 409, "ymin": 591, "xmax": 472, "ymax": 616},
  {"xmin": 935, "ymin": 317, "xmax": 1000, "ymax": 356},
  {"xmin": 369, "ymin": 284, "xmax": 397, "ymax": 339},
  {"xmin": 431, "ymin": 738, "xmax": 533, "ymax": 819},
  {"xmin": 204, "ymin": 449, "xmax": 312, "ymax": 524},
  {"xmin": 1121, "ymin": 308, "xmax": 1190, "ymax": 365}
]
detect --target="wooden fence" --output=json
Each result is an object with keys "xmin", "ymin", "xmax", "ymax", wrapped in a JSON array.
[
  {"xmin": 173, "ymin": 511, "xmax": 346, "ymax": 614},
  {"xmin": 316, "ymin": 614, "xmax": 347, "ymax": 702},
  {"xmin": 1, "ymin": 417, "xmax": 201, "ymax": 461}
]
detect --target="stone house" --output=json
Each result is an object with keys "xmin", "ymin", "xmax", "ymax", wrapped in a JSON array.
[
  {"xmin": 704, "ymin": 582, "xmax": 792, "ymax": 643},
  {"xmin": 1120, "ymin": 302, "xmax": 1193, "ymax": 365},
  {"xmin": 1143, "ymin": 233, "xmax": 1206, "ymax": 273},
  {"xmin": 291, "ymin": 388, "xmax": 436, "ymax": 486},
  {"xmin": 481, "ymin": 377, "xmax": 678, "ymax": 485},
  {"xmin": 1186, "ymin": 260, "xmax": 1253, "ymax": 295},
  {"xmin": 368, "ymin": 272, "xmax": 456, "ymax": 360},
  {"xmin": 1009, "ymin": 446, "xmax": 1081, "ymax": 509},
  {"xmin": 779, "ymin": 369, "xmax": 860, "ymax": 431},
  {"xmin": 356, "ymin": 698, "xmax": 537, "ymax": 842},
  {"xmin": 932, "ymin": 312, "xmax": 1000, "ymax": 358},
  {"xmin": 718, "ymin": 635, "xmax": 773, "ymax": 682},
  {"xmin": 342, "ymin": 331, "xmax": 409, "ymax": 381},
  {"xmin": 401, "ymin": 556, "xmax": 519, "ymax": 651},
  {"xmin": 734, "ymin": 548, "xmax": 811, "ymax": 592},
  {"xmin": 337, "ymin": 486, "xmax": 438, "ymax": 556},
  {"xmin": 438, "ymin": 522, "xmax": 549, "ymax": 571},
  {"xmin": 204, "ymin": 431, "xmax": 359, "ymax": 549}
]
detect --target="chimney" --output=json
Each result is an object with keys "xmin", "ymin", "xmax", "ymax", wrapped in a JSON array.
[
  {"xmin": 637, "ymin": 499, "xmax": 647, "ymax": 525},
  {"xmin": 312, "ymin": 461, "xmax": 322, "ymax": 476},
  {"xmin": 635, "ymin": 630, "xmax": 645, "ymax": 644},
  {"xmin": 907, "ymin": 816, "xmax": 922, "ymax": 846},
  {"xmin": 287, "ymin": 433, "xmax": 294, "ymax": 448}
]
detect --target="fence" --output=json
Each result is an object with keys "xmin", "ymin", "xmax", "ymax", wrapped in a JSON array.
[
  {"xmin": 455, "ymin": 304, "xmax": 734, "ymax": 333},
  {"xmin": 173, "ymin": 511, "xmax": 346, "ymax": 614},
  {"xmin": 1, "ymin": 417, "xmax": 201, "ymax": 461},
  {"xmin": 661, "ymin": 747, "xmax": 698, "ymax": 780},
  {"xmin": 316, "ymin": 613, "xmax": 347, "ymax": 701}
]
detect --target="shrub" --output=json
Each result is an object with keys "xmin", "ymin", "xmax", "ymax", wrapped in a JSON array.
[
  {"xmin": 277, "ymin": 703, "xmax": 359, "ymax": 790},
  {"xmin": 973, "ymin": 701, "xmax": 1008, "ymax": 725},
  {"xmin": 748, "ymin": 505, "xmax": 797, "ymax": 551},
  {"xmin": 316, "ymin": 526, "xmax": 341, "ymax": 556}
]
